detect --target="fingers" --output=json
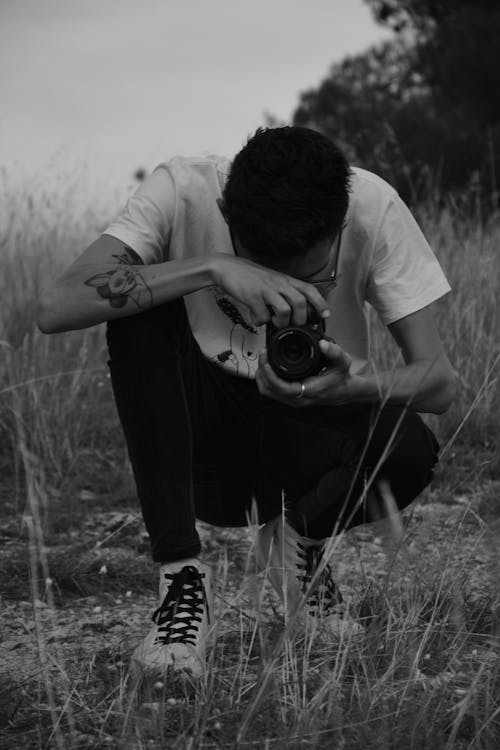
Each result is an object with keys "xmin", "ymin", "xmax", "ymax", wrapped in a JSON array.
[
  {"xmin": 256, "ymin": 342, "xmax": 352, "ymax": 406},
  {"xmin": 257, "ymin": 349, "xmax": 307, "ymax": 403},
  {"xmin": 279, "ymin": 287, "xmax": 308, "ymax": 325},
  {"xmin": 262, "ymin": 281, "xmax": 330, "ymax": 328},
  {"xmin": 262, "ymin": 288, "xmax": 308, "ymax": 327},
  {"xmin": 293, "ymin": 280, "xmax": 331, "ymax": 322},
  {"xmin": 248, "ymin": 297, "xmax": 274, "ymax": 327},
  {"xmin": 216, "ymin": 255, "xmax": 331, "ymax": 329},
  {"xmin": 252, "ymin": 289, "xmax": 308, "ymax": 328},
  {"xmin": 249, "ymin": 291, "xmax": 291, "ymax": 327},
  {"xmin": 264, "ymin": 290, "xmax": 295, "ymax": 327},
  {"xmin": 273, "ymin": 276, "xmax": 330, "ymax": 325},
  {"xmin": 318, "ymin": 339, "xmax": 352, "ymax": 372},
  {"xmin": 246, "ymin": 276, "xmax": 331, "ymax": 329}
]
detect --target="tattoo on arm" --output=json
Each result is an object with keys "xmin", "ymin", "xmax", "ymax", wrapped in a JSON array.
[{"xmin": 84, "ymin": 245, "xmax": 153, "ymax": 309}]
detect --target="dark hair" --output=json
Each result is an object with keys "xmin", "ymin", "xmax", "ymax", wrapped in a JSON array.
[{"xmin": 223, "ymin": 126, "xmax": 351, "ymax": 260}]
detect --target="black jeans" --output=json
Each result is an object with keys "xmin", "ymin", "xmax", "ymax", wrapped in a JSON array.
[{"xmin": 106, "ymin": 299, "xmax": 439, "ymax": 563}]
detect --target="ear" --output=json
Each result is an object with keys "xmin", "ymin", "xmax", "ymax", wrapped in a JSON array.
[{"xmin": 216, "ymin": 197, "xmax": 229, "ymax": 223}]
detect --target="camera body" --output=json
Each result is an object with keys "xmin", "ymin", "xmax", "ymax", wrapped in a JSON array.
[{"xmin": 265, "ymin": 304, "xmax": 329, "ymax": 382}]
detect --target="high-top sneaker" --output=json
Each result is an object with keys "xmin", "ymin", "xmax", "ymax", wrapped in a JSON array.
[
  {"xmin": 255, "ymin": 516, "xmax": 362, "ymax": 637},
  {"xmin": 131, "ymin": 558, "xmax": 213, "ymax": 678}
]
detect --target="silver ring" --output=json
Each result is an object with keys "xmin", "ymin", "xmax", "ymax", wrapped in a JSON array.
[{"xmin": 296, "ymin": 382, "xmax": 306, "ymax": 399}]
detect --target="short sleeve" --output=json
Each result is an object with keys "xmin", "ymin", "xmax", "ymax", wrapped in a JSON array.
[
  {"xmin": 103, "ymin": 165, "xmax": 175, "ymax": 264},
  {"xmin": 365, "ymin": 194, "xmax": 451, "ymax": 325}
]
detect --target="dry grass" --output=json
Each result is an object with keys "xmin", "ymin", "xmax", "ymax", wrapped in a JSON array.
[
  {"xmin": 1, "ymin": 166, "xmax": 500, "ymax": 748},
  {"xmin": 2, "ymin": 499, "xmax": 500, "ymax": 749}
]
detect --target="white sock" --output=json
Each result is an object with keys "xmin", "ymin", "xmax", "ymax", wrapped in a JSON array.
[{"xmin": 158, "ymin": 557, "xmax": 203, "ymax": 598}]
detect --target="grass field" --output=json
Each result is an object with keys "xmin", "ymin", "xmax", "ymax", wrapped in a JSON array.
[{"xmin": 1, "ymin": 167, "xmax": 500, "ymax": 748}]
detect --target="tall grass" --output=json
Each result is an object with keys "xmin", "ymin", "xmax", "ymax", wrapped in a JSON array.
[
  {"xmin": 0, "ymin": 162, "xmax": 135, "ymax": 518},
  {"xmin": 1, "ymin": 165, "xmax": 500, "ymax": 748},
  {"xmin": 369, "ymin": 201, "xmax": 500, "ymax": 444},
  {"xmin": 1, "ymin": 163, "xmax": 499, "ymax": 501},
  {"xmin": 1, "ymin": 165, "xmax": 499, "ymax": 502}
]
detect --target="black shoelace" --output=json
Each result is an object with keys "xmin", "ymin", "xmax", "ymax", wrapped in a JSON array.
[
  {"xmin": 152, "ymin": 565, "xmax": 209, "ymax": 646},
  {"xmin": 296, "ymin": 542, "xmax": 343, "ymax": 616}
]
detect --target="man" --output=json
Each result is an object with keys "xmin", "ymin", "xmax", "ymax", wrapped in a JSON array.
[{"xmin": 38, "ymin": 126, "xmax": 456, "ymax": 679}]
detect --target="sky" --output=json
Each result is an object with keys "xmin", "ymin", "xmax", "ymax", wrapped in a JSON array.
[{"xmin": 1, "ymin": 0, "xmax": 392, "ymax": 185}]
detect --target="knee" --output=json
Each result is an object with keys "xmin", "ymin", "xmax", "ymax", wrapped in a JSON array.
[
  {"xmin": 379, "ymin": 411, "xmax": 439, "ymax": 500},
  {"xmin": 396, "ymin": 412, "xmax": 439, "ymax": 475},
  {"xmin": 367, "ymin": 408, "xmax": 437, "ymax": 471},
  {"xmin": 106, "ymin": 298, "xmax": 189, "ymax": 361}
]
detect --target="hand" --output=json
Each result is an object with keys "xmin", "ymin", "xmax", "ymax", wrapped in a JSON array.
[
  {"xmin": 210, "ymin": 253, "xmax": 330, "ymax": 327},
  {"xmin": 256, "ymin": 339, "xmax": 361, "ymax": 407}
]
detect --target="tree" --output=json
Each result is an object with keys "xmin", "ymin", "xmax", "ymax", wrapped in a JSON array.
[
  {"xmin": 293, "ymin": 40, "xmax": 447, "ymax": 200},
  {"xmin": 291, "ymin": 0, "xmax": 500, "ymax": 205},
  {"xmin": 364, "ymin": 0, "xmax": 498, "ymax": 35}
]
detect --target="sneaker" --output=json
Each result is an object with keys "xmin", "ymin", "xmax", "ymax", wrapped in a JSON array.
[
  {"xmin": 255, "ymin": 516, "xmax": 362, "ymax": 637},
  {"xmin": 131, "ymin": 558, "xmax": 213, "ymax": 679}
]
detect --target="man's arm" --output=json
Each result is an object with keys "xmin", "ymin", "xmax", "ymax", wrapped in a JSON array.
[
  {"xmin": 37, "ymin": 234, "xmax": 331, "ymax": 334},
  {"xmin": 332, "ymin": 305, "xmax": 457, "ymax": 413},
  {"xmin": 256, "ymin": 305, "xmax": 458, "ymax": 415},
  {"xmin": 372, "ymin": 305, "xmax": 457, "ymax": 413},
  {"xmin": 37, "ymin": 234, "xmax": 215, "ymax": 333}
]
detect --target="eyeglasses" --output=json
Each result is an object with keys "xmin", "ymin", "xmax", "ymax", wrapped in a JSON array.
[{"xmin": 300, "ymin": 227, "xmax": 343, "ymax": 294}]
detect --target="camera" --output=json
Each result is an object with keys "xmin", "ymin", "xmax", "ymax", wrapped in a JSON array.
[{"xmin": 265, "ymin": 303, "xmax": 328, "ymax": 381}]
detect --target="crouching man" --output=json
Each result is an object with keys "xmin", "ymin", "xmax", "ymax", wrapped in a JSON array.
[{"xmin": 38, "ymin": 126, "xmax": 457, "ymax": 678}]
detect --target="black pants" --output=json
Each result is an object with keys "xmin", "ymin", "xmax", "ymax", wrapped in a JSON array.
[{"xmin": 106, "ymin": 299, "xmax": 439, "ymax": 563}]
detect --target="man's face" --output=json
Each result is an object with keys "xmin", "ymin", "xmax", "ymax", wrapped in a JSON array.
[{"xmin": 232, "ymin": 233, "xmax": 338, "ymax": 283}]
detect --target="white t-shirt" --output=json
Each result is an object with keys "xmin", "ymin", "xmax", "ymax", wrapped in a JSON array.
[{"xmin": 104, "ymin": 155, "xmax": 451, "ymax": 378}]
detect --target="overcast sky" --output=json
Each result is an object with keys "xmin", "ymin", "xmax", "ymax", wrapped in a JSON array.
[{"xmin": 1, "ymin": 0, "xmax": 391, "ymax": 184}]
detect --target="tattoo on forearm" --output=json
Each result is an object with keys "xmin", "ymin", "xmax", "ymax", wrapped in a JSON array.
[{"xmin": 84, "ymin": 245, "xmax": 153, "ymax": 309}]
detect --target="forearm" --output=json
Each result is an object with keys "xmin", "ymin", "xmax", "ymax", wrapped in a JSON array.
[
  {"xmin": 38, "ymin": 256, "xmax": 215, "ymax": 333},
  {"xmin": 350, "ymin": 359, "xmax": 458, "ymax": 414}
]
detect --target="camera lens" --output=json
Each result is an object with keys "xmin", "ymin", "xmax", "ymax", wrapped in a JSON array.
[
  {"xmin": 265, "ymin": 315, "xmax": 326, "ymax": 381},
  {"xmin": 271, "ymin": 329, "xmax": 319, "ymax": 380},
  {"xmin": 280, "ymin": 332, "xmax": 312, "ymax": 364}
]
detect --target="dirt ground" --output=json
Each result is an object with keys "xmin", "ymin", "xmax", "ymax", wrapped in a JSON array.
[{"xmin": 2, "ymin": 479, "xmax": 500, "ymax": 678}]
